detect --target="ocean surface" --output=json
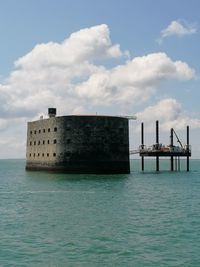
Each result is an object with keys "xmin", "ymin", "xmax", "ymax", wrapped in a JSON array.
[{"xmin": 0, "ymin": 159, "xmax": 200, "ymax": 267}]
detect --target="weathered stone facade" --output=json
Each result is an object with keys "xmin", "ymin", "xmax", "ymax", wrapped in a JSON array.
[{"xmin": 26, "ymin": 115, "xmax": 130, "ymax": 174}]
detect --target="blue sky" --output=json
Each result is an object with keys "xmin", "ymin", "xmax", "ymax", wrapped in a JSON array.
[
  {"xmin": 1, "ymin": 0, "xmax": 199, "ymax": 74},
  {"xmin": 0, "ymin": 0, "xmax": 200, "ymax": 158}
]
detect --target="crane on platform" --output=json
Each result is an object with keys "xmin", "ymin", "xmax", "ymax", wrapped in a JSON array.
[{"xmin": 171, "ymin": 128, "xmax": 183, "ymax": 148}]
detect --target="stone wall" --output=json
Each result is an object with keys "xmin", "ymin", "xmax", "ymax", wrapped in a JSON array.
[{"xmin": 26, "ymin": 115, "xmax": 130, "ymax": 174}]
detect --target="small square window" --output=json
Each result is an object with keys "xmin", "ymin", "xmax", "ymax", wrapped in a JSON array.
[
  {"xmin": 30, "ymin": 131, "xmax": 32, "ymax": 135},
  {"xmin": 47, "ymin": 140, "xmax": 50, "ymax": 144},
  {"xmin": 48, "ymin": 128, "xmax": 50, "ymax": 132},
  {"xmin": 43, "ymin": 129, "xmax": 45, "ymax": 133},
  {"xmin": 38, "ymin": 141, "xmax": 40, "ymax": 145},
  {"xmin": 34, "ymin": 141, "xmax": 36, "ymax": 145},
  {"xmin": 42, "ymin": 153, "xmax": 44, "ymax": 157},
  {"xmin": 53, "ymin": 153, "xmax": 56, "ymax": 157},
  {"xmin": 47, "ymin": 153, "xmax": 49, "ymax": 157},
  {"xmin": 30, "ymin": 141, "xmax": 32, "ymax": 146},
  {"xmin": 39, "ymin": 129, "xmax": 41, "ymax": 134},
  {"xmin": 67, "ymin": 139, "xmax": 71, "ymax": 144},
  {"xmin": 37, "ymin": 153, "xmax": 40, "ymax": 157},
  {"xmin": 29, "ymin": 153, "xmax": 31, "ymax": 157},
  {"xmin": 54, "ymin": 127, "xmax": 57, "ymax": 132},
  {"xmin": 54, "ymin": 139, "xmax": 57, "ymax": 144},
  {"xmin": 34, "ymin": 130, "xmax": 37, "ymax": 134},
  {"xmin": 43, "ymin": 140, "xmax": 45, "ymax": 145}
]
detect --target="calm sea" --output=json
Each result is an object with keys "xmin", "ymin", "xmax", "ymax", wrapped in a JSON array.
[{"xmin": 0, "ymin": 159, "xmax": 200, "ymax": 267}]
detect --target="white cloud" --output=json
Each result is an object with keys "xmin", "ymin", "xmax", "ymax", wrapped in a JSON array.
[
  {"xmin": 130, "ymin": 99, "xmax": 200, "ymax": 158},
  {"xmin": 15, "ymin": 24, "xmax": 122, "ymax": 69},
  {"xmin": 0, "ymin": 26, "xmax": 195, "ymax": 119},
  {"xmin": 162, "ymin": 20, "xmax": 197, "ymax": 37},
  {"xmin": 158, "ymin": 20, "xmax": 197, "ymax": 43},
  {"xmin": 136, "ymin": 98, "xmax": 200, "ymax": 131},
  {"xmin": 0, "ymin": 24, "xmax": 198, "ymax": 158},
  {"xmin": 75, "ymin": 52, "xmax": 195, "ymax": 105},
  {"xmin": 0, "ymin": 119, "xmax": 8, "ymax": 131},
  {"xmin": 1, "ymin": 24, "xmax": 125, "ymax": 117}
]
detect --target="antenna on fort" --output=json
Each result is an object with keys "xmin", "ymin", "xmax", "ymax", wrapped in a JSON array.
[{"xmin": 48, "ymin": 108, "xmax": 56, "ymax": 118}]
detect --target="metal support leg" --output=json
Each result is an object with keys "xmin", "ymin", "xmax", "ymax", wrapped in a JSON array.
[
  {"xmin": 171, "ymin": 156, "xmax": 174, "ymax": 171},
  {"xmin": 142, "ymin": 156, "xmax": 144, "ymax": 171},
  {"xmin": 156, "ymin": 156, "xmax": 159, "ymax": 171},
  {"xmin": 187, "ymin": 156, "xmax": 189, "ymax": 172}
]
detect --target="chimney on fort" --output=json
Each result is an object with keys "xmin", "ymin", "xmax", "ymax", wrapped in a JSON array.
[{"xmin": 48, "ymin": 108, "xmax": 56, "ymax": 118}]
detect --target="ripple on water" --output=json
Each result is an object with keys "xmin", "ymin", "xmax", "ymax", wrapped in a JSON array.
[{"xmin": 0, "ymin": 159, "xmax": 200, "ymax": 266}]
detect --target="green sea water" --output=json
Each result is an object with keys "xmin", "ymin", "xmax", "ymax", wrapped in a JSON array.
[{"xmin": 0, "ymin": 159, "xmax": 200, "ymax": 267}]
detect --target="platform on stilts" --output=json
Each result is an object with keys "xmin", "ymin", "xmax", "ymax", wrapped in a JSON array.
[{"xmin": 139, "ymin": 121, "xmax": 191, "ymax": 172}]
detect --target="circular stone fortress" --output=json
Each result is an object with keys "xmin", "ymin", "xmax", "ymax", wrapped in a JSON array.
[{"xmin": 26, "ymin": 108, "xmax": 130, "ymax": 174}]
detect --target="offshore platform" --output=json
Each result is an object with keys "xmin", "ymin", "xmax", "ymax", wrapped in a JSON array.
[{"xmin": 138, "ymin": 120, "xmax": 191, "ymax": 172}]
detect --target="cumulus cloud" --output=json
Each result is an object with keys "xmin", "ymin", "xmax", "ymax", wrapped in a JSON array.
[
  {"xmin": 0, "ymin": 25, "xmax": 195, "ymax": 119},
  {"xmin": 1, "ymin": 24, "xmax": 125, "ymax": 117},
  {"xmin": 15, "ymin": 24, "xmax": 123, "ymax": 69},
  {"xmin": 0, "ymin": 24, "xmax": 198, "ymax": 157},
  {"xmin": 75, "ymin": 52, "xmax": 194, "ymax": 106},
  {"xmin": 157, "ymin": 20, "xmax": 197, "ymax": 43},
  {"xmin": 136, "ymin": 98, "xmax": 200, "ymax": 131}
]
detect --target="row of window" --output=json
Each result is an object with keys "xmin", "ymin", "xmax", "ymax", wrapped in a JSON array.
[
  {"xmin": 30, "ymin": 127, "xmax": 57, "ymax": 135},
  {"xmin": 29, "ymin": 139, "xmax": 71, "ymax": 146},
  {"xmin": 30, "ymin": 127, "xmax": 125, "ymax": 135},
  {"xmin": 29, "ymin": 139, "xmax": 57, "ymax": 146},
  {"xmin": 29, "ymin": 153, "xmax": 56, "ymax": 158}
]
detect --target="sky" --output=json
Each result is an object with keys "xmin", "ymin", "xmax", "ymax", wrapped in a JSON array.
[{"xmin": 0, "ymin": 0, "xmax": 200, "ymax": 158}]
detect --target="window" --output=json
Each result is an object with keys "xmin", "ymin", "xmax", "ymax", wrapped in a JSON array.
[
  {"xmin": 42, "ymin": 153, "xmax": 44, "ymax": 157},
  {"xmin": 39, "ymin": 129, "xmax": 41, "ymax": 134},
  {"xmin": 53, "ymin": 153, "xmax": 56, "ymax": 157},
  {"xmin": 38, "ymin": 141, "xmax": 40, "ymax": 145},
  {"xmin": 43, "ymin": 140, "xmax": 45, "ymax": 145},
  {"xmin": 67, "ymin": 139, "xmax": 71, "ymax": 144},
  {"xmin": 48, "ymin": 128, "xmax": 50, "ymax": 132},
  {"xmin": 47, "ymin": 153, "xmax": 49, "ymax": 157},
  {"xmin": 34, "ymin": 153, "xmax": 35, "ymax": 157},
  {"xmin": 34, "ymin": 130, "xmax": 37, "ymax": 134},
  {"xmin": 30, "ymin": 131, "xmax": 32, "ymax": 135},
  {"xmin": 30, "ymin": 141, "xmax": 32, "ymax": 146},
  {"xmin": 34, "ymin": 141, "xmax": 36, "ymax": 145},
  {"xmin": 43, "ymin": 129, "xmax": 45, "ymax": 133},
  {"xmin": 54, "ymin": 127, "xmax": 57, "ymax": 132},
  {"xmin": 37, "ymin": 153, "xmax": 40, "ymax": 157},
  {"xmin": 47, "ymin": 140, "xmax": 50, "ymax": 144},
  {"xmin": 54, "ymin": 139, "xmax": 57, "ymax": 144},
  {"xmin": 29, "ymin": 153, "xmax": 31, "ymax": 157}
]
